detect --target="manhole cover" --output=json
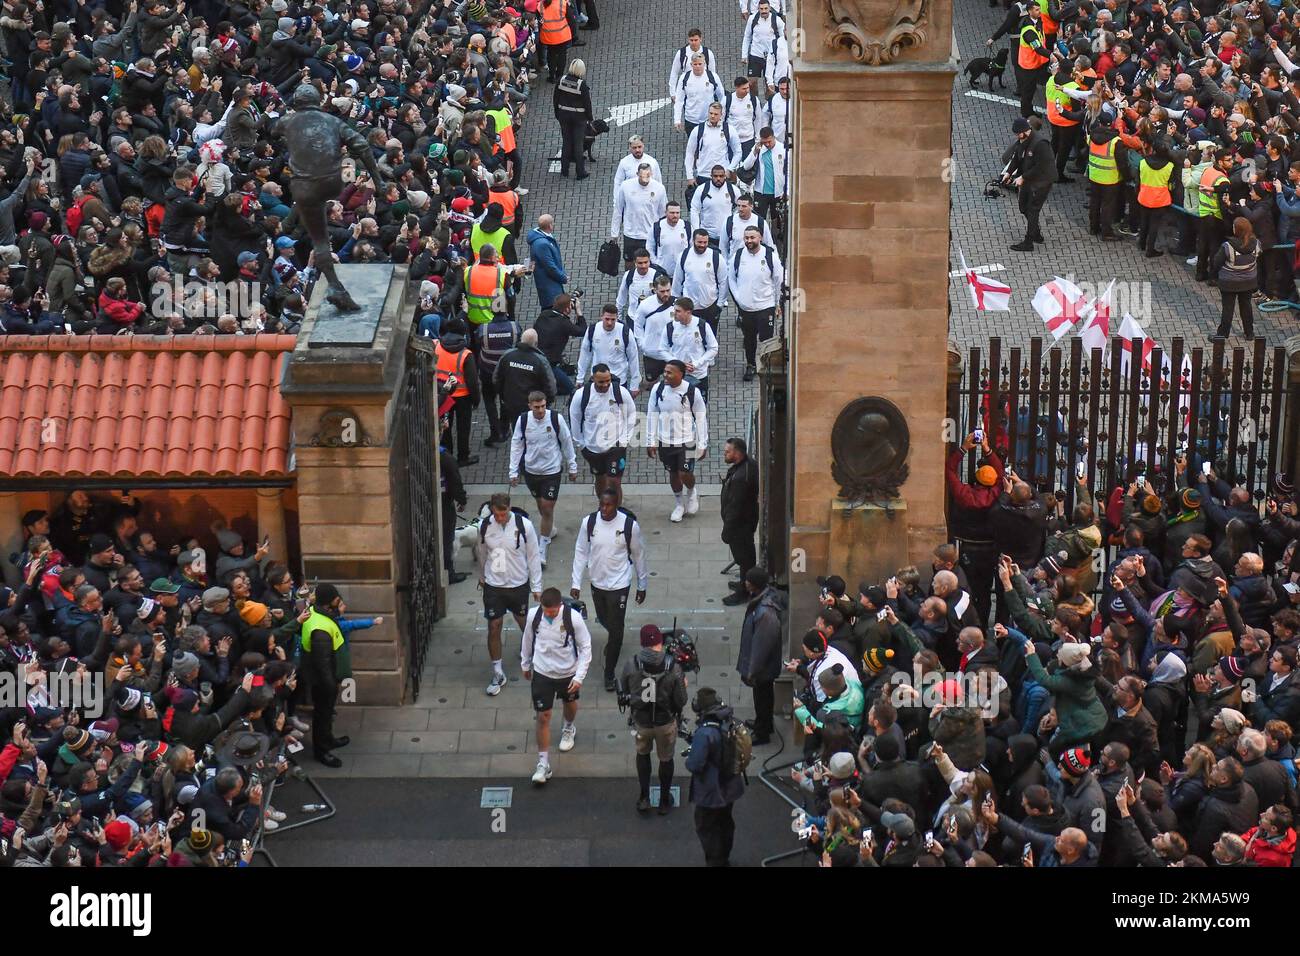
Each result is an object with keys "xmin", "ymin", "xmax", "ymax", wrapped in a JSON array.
[{"xmin": 480, "ymin": 787, "xmax": 513, "ymax": 808}]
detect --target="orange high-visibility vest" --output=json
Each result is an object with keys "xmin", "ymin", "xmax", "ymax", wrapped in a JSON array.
[
  {"xmin": 1018, "ymin": 22, "xmax": 1049, "ymax": 69},
  {"xmin": 1137, "ymin": 159, "xmax": 1173, "ymax": 208},
  {"xmin": 464, "ymin": 261, "xmax": 506, "ymax": 324},
  {"xmin": 539, "ymin": 0, "xmax": 572, "ymax": 45},
  {"xmin": 435, "ymin": 343, "xmax": 470, "ymax": 398},
  {"xmin": 1041, "ymin": 11, "xmax": 1058, "ymax": 35},
  {"xmin": 492, "ymin": 189, "xmax": 520, "ymax": 228}
]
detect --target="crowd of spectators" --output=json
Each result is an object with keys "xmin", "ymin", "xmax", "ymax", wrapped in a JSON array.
[{"xmin": 761, "ymin": 428, "xmax": 1300, "ymax": 867}]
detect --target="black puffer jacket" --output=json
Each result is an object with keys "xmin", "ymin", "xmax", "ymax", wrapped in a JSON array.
[
  {"xmin": 990, "ymin": 494, "xmax": 1049, "ymax": 567},
  {"xmin": 1190, "ymin": 780, "xmax": 1259, "ymax": 861}
]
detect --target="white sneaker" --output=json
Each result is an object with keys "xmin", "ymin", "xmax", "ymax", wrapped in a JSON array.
[
  {"xmin": 516, "ymin": 187, "xmax": 530, "ymax": 196},
  {"xmin": 670, "ymin": 503, "xmax": 685, "ymax": 522},
  {"xmin": 262, "ymin": 817, "xmax": 279, "ymax": 831},
  {"xmin": 1185, "ymin": 256, "xmax": 1197, "ymax": 265},
  {"xmin": 531, "ymin": 760, "xmax": 553, "ymax": 785},
  {"xmin": 559, "ymin": 725, "xmax": 577, "ymax": 752},
  {"xmin": 486, "ymin": 671, "xmax": 508, "ymax": 696},
  {"xmin": 265, "ymin": 806, "xmax": 287, "ymax": 822},
  {"xmin": 685, "ymin": 488, "xmax": 699, "ymax": 515}
]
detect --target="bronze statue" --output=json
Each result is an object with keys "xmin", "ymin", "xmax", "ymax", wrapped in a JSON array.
[{"xmin": 280, "ymin": 84, "xmax": 388, "ymax": 312}]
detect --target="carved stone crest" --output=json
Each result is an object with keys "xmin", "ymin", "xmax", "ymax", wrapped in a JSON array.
[
  {"xmin": 825, "ymin": 0, "xmax": 930, "ymax": 65},
  {"xmin": 311, "ymin": 408, "xmax": 371, "ymax": 447},
  {"xmin": 831, "ymin": 397, "xmax": 910, "ymax": 503}
]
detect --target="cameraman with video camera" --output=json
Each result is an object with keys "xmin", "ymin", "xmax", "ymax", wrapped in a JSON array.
[{"xmin": 618, "ymin": 624, "xmax": 688, "ymax": 815}]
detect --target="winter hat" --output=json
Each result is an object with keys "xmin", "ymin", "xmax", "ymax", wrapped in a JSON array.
[
  {"xmin": 103, "ymin": 820, "xmax": 131, "ymax": 851},
  {"xmin": 1059, "ymin": 747, "xmax": 1091, "ymax": 774},
  {"xmin": 446, "ymin": 84, "xmax": 467, "ymax": 103},
  {"xmin": 88, "ymin": 718, "xmax": 120, "ymax": 741},
  {"xmin": 936, "ymin": 677, "xmax": 964, "ymax": 705},
  {"xmin": 27, "ymin": 211, "xmax": 47, "ymax": 230},
  {"xmin": 816, "ymin": 575, "xmax": 846, "ymax": 598},
  {"xmin": 827, "ymin": 751, "xmax": 856, "ymax": 780},
  {"xmin": 188, "ymin": 829, "xmax": 213, "ymax": 852},
  {"xmin": 215, "ymin": 528, "xmax": 242, "ymax": 552},
  {"xmin": 116, "ymin": 685, "xmax": 143, "ymax": 711},
  {"xmin": 1217, "ymin": 708, "xmax": 1248, "ymax": 735},
  {"xmin": 880, "ymin": 810, "xmax": 916, "ymax": 839},
  {"xmin": 171, "ymin": 652, "xmax": 201, "ymax": 680},
  {"xmin": 428, "ymin": 142, "xmax": 447, "ymax": 160},
  {"xmin": 975, "ymin": 465, "xmax": 998, "ymax": 487},
  {"xmin": 202, "ymin": 586, "xmax": 230, "ymax": 609},
  {"xmin": 1187, "ymin": 107, "xmax": 1208, "ymax": 125},
  {"xmin": 277, "ymin": 17, "xmax": 296, "ymax": 32},
  {"xmin": 239, "ymin": 601, "xmax": 270, "ymax": 626},
  {"xmin": 1057, "ymin": 641, "xmax": 1092, "ymax": 670},
  {"xmin": 65, "ymin": 728, "xmax": 92, "ymax": 754},
  {"xmin": 128, "ymin": 800, "xmax": 154, "ymax": 822},
  {"xmin": 315, "ymin": 582, "xmax": 341, "ymax": 607},
  {"xmin": 168, "ymin": 688, "xmax": 199, "ymax": 712},
  {"xmin": 88, "ymin": 533, "xmax": 114, "ymax": 556},
  {"xmin": 1142, "ymin": 494, "xmax": 1162, "ymax": 514},
  {"xmin": 1218, "ymin": 655, "xmax": 1246, "ymax": 682},
  {"xmin": 271, "ymin": 0, "xmax": 288, "ymax": 10},
  {"xmin": 419, "ymin": 279, "xmax": 440, "ymax": 299},
  {"xmin": 818, "ymin": 663, "xmax": 848, "ymax": 697},
  {"xmin": 1012, "ymin": 117, "xmax": 1031, "ymax": 134},
  {"xmin": 136, "ymin": 597, "xmax": 158, "ymax": 620},
  {"xmin": 406, "ymin": 189, "xmax": 430, "ymax": 210},
  {"xmin": 692, "ymin": 687, "xmax": 721, "ymax": 714},
  {"xmin": 861, "ymin": 646, "xmax": 895, "ymax": 676},
  {"xmin": 344, "ymin": 54, "xmax": 364, "ymax": 71},
  {"xmin": 198, "ymin": 140, "xmax": 225, "ymax": 164},
  {"xmin": 640, "ymin": 624, "xmax": 664, "ymax": 648},
  {"xmin": 1181, "ymin": 488, "xmax": 1202, "ymax": 510}
]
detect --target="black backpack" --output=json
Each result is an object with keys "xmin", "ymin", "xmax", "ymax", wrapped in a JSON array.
[
  {"xmin": 577, "ymin": 380, "xmax": 626, "ymax": 422},
  {"xmin": 479, "ymin": 506, "xmax": 531, "ymax": 549},
  {"xmin": 515, "ymin": 409, "xmax": 562, "ymax": 475},
  {"xmin": 529, "ymin": 603, "xmax": 578, "ymax": 658},
  {"xmin": 584, "ymin": 507, "xmax": 637, "ymax": 563},
  {"xmin": 732, "ymin": 243, "xmax": 776, "ymax": 280},
  {"xmin": 585, "ymin": 320, "xmax": 631, "ymax": 351},
  {"xmin": 653, "ymin": 379, "xmax": 701, "ymax": 422},
  {"xmin": 628, "ymin": 655, "xmax": 679, "ymax": 723}
]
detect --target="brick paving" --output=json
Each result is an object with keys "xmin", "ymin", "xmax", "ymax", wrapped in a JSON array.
[
  {"xmin": 455, "ymin": 0, "xmax": 760, "ymax": 487},
  {"xmin": 949, "ymin": 0, "xmax": 1298, "ymax": 352}
]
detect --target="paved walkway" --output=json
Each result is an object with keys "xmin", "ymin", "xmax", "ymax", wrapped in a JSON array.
[{"xmin": 319, "ymin": 485, "xmax": 783, "ymax": 779}]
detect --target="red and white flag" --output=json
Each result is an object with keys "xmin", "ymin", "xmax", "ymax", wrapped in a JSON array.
[
  {"xmin": 1118, "ymin": 314, "xmax": 1156, "ymax": 376},
  {"xmin": 960, "ymin": 250, "xmax": 1011, "ymax": 311},
  {"xmin": 1076, "ymin": 279, "xmax": 1114, "ymax": 356},
  {"xmin": 1032, "ymin": 277, "xmax": 1092, "ymax": 340}
]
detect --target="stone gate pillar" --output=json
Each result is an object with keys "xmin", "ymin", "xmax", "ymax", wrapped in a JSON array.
[{"xmin": 786, "ymin": 0, "xmax": 955, "ymax": 632}]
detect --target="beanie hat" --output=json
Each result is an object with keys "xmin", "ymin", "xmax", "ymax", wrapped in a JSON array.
[
  {"xmin": 171, "ymin": 652, "xmax": 201, "ymax": 679},
  {"xmin": 862, "ymin": 646, "xmax": 895, "ymax": 675},
  {"xmin": 1217, "ymin": 707, "xmax": 1247, "ymax": 735},
  {"xmin": 936, "ymin": 678, "xmax": 964, "ymax": 705},
  {"xmin": 277, "ymin": 17, "xmax": 295, "ymax": 32},
  {"xmin": 692, "ymin": 687, "xmax": 721, "ymax": 714},
  {"xmin": 117, "ymin": 685, "xmax": 143, "ymax": 711},
  {"xmin": 419, "ymin": 279, "xmax": 441, "ymax": 298},
  {"xmin": 169, "ymin": 688, "xmax": 199, "ymax": 712},
  {"xmin": 271, "ymin": 0, "xmax": 287, "ymax": 10},
  {"xmin": 975, "ymin": 465, "xmax": 999, "ymax": 487},
  {"xmin": 1142, "ymin": 494, "xmax": 1162, "ymax": 514},
  {"xmin": 1057, "ymin": 641, "xmax": 1092, "ymax": 670},
  {"xmin": 818, "ymin": 663, "xmax": 848, "ymax": 697},
  {"xmin": 315, "ymin": 583, "xmax": 341, "ymax": 607},
  {"xmin": 344, "ymin": 53, "xmax": 364, "ymax": 71},
  {"xmin": 136, "ymin": 597, "xmax": 158, "ymax": 620},
  {"xmin": 188, "ymin": 829, "xmax": 213, "ymax": 852},
  {"xmin": 406, "ymin": 189, "xmax": 429, "ymax": 210},
  {"xmin": 1181, "ymin": 487, "xmax": 1203, "ymax": 510},
  {"xmin": 1012, "ymin": 117, "xmax": 1031, "ymax": 134},
  {"xmin": 239, "ymin": 601, "xmax": 270, "ymax": 626},
  {"xmin": 65, "ymin": 728, "xmax": 92, "ymax": 753},
  {"xmin": 816, "ymin": 575, "xmax": 846, "ymax": 598},
  {"xmin": 28, "ymin": 211, "xmax": 47, "ymax": 230},
  {"xmin": 1060, "ymin": 746, "xmax": 1091, "ymax": 774},
  {"xmin": 1219, "ymin": 655, "xmax": 1246, "ymax": 682},
  {"xmin": 639, "ymin": 624, "xmax": 664, "ymax": 648},
  {"xmin": 428, "ymin": 142, "xmax": 448, "ymax": 160},
  {"xmin": 88, "ymin": 718, "xmax": 120, "ymax": 742},
  {"xmin": 104, "ymin": 820, "xmax": 131, "ymax": 850},
  {"xmin": 827, "ymin": 751, "xmax": 856, "ymax": 780}
]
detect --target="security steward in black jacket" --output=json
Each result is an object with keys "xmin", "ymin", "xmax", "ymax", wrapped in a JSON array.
[
  {"xmin": 721, "ymin": 437, "xmax": 760, "ymax": 606},
  {"xmin": 303, "ymin": 584, "xmax": 351, "ymax": 768},
  {"xmin": 1008, "ymin": 116, "xmax": 1056, "ymax": 251}
]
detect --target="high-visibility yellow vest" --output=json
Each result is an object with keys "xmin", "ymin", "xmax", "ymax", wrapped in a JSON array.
[
  {"xmin": 486, "ymin": 107, "xmax": 516, "ymax": 154},
  {"xmin": 1046, "ymin": 78, "xmax": 1079, "ymax": 126},
  {"xmin": 300, "ymin": 609, "xmax": 343, "ymax": 654},
  {"xmin": 1087, "ymin": 138, "xmax": 1119, "ymax": 185},
  {"xmin": 1198, "ymin": 166, "xmax": 1228, "ymax": 219}
]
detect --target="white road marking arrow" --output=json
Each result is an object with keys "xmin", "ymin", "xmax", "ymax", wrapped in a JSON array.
[
  {"xmin": 964, "ymin": 89, "xmax": 1022, "ymax": 108},
  {"xmin": 607, "ymin": 97, "xmax": 671, "ymax": 128}
]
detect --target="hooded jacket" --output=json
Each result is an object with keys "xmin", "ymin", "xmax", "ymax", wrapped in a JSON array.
[
  {"xmin": 1242, "ymin": 825, "xmax": 1296, "ymax": 867},
  {"xmin": 686, "ymin": 703, "xmax": 746, "ymax": 808},
  {"xmin": 736, "ymin": 585, "xmax": 784, "ymax": 684},
  {"xmin": 1190, "ymin": 779, "xmax": 1259, "ymax": 861},
  {"xmin": 1026, "ymin": 651, "xmax": 1108, "ymax": 748},
  {"xmin": 928, "ymin": 706, "xmax": 986, "ymax": 773}
]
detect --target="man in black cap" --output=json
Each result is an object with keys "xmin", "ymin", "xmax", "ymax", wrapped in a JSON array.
[
  {"xmin": 685, "ymin": 687, "xmax": 746, "ymax": 866},
  {"xmin": 301, "ymin": 583, "xmax": 351, "ymax": 767},
  {"xmin": 1008, "ymin": 116, "xmax": 1055, "ymax": 252}
]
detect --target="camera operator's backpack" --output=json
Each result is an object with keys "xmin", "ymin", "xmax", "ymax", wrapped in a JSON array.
[{"xmin": 716, "ymin": 714, "xmax": 753, "ymax": 779}]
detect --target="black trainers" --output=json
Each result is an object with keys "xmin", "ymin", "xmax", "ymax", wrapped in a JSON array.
[
  {"xmin": 1010, "ymin": 240, "xmax": 1034, "ymax": 252},
  {"xmin": 457, "ymin": 455, "xmax": 479, "ymax": 466},
  {"xmin": 314, "ymin": 751, "xmax": 342, "ymax": 768},
  {"xmin": 743, "ymin": 365, "xmax": 756, "ymax": 382},
  {"xmin": 722, "ymin": 590, "xmax": 748, "ymax": 606},
  {"xmin": 604, "ymin": 674, "xmax": 617, "ymax": 692}
]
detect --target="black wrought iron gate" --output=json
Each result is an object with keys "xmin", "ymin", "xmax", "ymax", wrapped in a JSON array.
[
  {"xmin": 392, "ymin": 345, "xmax": 440, "ymax": 701},
  {"xmin": 948, "ymin": 336, "xmax": 1290, "ymax": 515}
]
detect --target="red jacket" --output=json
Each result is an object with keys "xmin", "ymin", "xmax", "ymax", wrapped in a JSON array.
[
  {"xmin": 945, "ymin": 448, "xmax": 1003, "ymax": 511},
  {"xmin": 97, "ymin": 290, "xmax": 145, "ymax": 326},
  {"xmin": 1242, "ymin": 826, "xmax": 1296, "ymax": 867},
  {"xmin": 0, "ymin": 743, "xmax": 19, "ymax": 785}
]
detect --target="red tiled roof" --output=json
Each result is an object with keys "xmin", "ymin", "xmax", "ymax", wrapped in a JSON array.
[{"xmin": 0, "ymin": 335, "xmax": 297, "ymax": 479}]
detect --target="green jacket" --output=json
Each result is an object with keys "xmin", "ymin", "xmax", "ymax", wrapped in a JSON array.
[
  {"xmin": 796, "ymin": 679, "xmax": 865, "ymax": 732},
  {"xmin": 1025, "ymin": 652, "xmax": 1108, "ymax": 748},
  {"xmin": 1003, "ymin": 574, "xmax": 1053, "ymax": 644}
]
